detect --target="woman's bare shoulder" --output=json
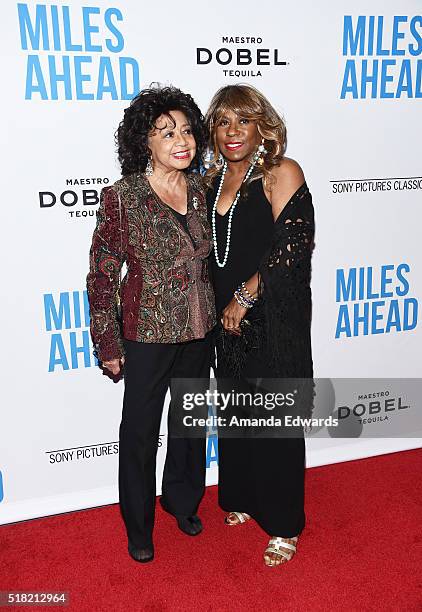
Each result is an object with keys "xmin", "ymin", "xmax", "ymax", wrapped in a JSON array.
[{"xmin": 269, "ymin": 157, "xmax": 305, "ymax": 189}]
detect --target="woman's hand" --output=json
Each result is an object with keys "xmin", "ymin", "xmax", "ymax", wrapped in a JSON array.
[
  {"xmin": 221, "ymin": 298, "xmax": 248, "ymax": 335},
  {"xmin": 102, "ymin": 356, "xmax": 125, "ymax": 376}
]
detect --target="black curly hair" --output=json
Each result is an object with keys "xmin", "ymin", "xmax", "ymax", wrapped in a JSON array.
[{"xmin": 116, "ymin": 84, "xmax": 207, "ymax": 176}]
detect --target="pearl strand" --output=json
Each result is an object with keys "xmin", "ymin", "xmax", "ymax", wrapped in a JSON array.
[{"xmin": 212, "ymin": 161, "xmax": 255, "ymax": 268}]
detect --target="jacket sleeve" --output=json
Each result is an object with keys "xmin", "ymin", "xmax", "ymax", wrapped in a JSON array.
[{"xmin": 86, "ymin": 186, "xmax": 125, "ymax": 362}]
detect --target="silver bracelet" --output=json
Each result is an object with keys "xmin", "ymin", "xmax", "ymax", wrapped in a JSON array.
[{"xmin": 234, "ymin": 290, "xmax": 252, "ymax": 309}]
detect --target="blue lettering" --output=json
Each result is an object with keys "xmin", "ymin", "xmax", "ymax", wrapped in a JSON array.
[
  {"xmin": 396, "ymin": 60, "xmax": 413, "ymax": 98},
  {"xmin": 353, "ymin": 302, "xmax": 369, "ymax": 336},
  {"xmin": 206, "ymin": 435, "xmax": 218, "ymax": 468},
  {"xmin": 367, "ymin": 16, "xmax": 375, "ymax": 55},
  {"xmin": 44, "ymin": 293, "xmax": 71, "ymax": 331},
  {"xmin": 403, "ymin": 298, "xmax": 418, "ymax": 331},
  {"xmin": 73, "ymin": 291, "xmax": 82, "ymax": 328},
  {"xmin": 83, "ymin": 7, "xmax": 102, "ymax": 52},
  {"xmin": 343, "ymin": 15, "xmax": 366, "ymax": 55},
  {"xmin": 361, "ymin": 59, "xmax": 378, "ymax": 98},
  {"xmin": 50, "ymin": 4, "xmax": 61, "ymax": 51},
  {"xmin": 396, "ymin": 263, "xmax": 410, "ymax": 296},
  {"xmin": 83, "ymin": 290, "xmax": 90, "ymax": 327},
  {"xmin": 416, "ymin": 60, "xmax": 422, "ymax": 98},
  {"xmin": 380, "ymin": 265, "xmax": 394, "ymax": 297},
  {"xmin": 358, "ymin": 267, "xmax": 365, "ymax": 300},
  {"xmin": 335, "ymin": 305, "xmax": 351, "ymax": 338},
  {"xmin": 340, "ymin": 60, "xmax": 358, "ymax": 98},
  {"xmin": 385, "ymin": 300, "xmax": 401, "ymax": 333},
  {"xmin": 409, "ymin": 16, "xmax": 422, "ymax": 56},
  {"xmin": 49, "ymin": 55, "xmax": 72, "ymax": 100},
  {"xmin": 366, "ymin": 267, "xmax": 379, "ymax": 299},
  {"xmin": 17, "ymin": 3, "xmax": 49, "ymax": 50},
  {"xmin": 97, "ymin": 57, "xmax": 118, "ymax": 99},
  {"xmin": 392, "ymin": 16, "xmax": 407, "ymax": 56},
  {"xmin": 380, "ymin": 59, "xmax": 396, "ymax": 98},
  {"xmin": 375, "ymin": 16, "xmax": 389, "ymax": 56},
  {"xmin": 70, "ymin": 331, "xmax": 92, "ymax": 369},
  {"xmin": 74, "ymin": 56, "xmax": 94, "ymax": 100},
  {"xmin": 49, "ymin": 334, "xmax": 70, "ymax": 371},
  {"xmin": 25, "ymin": 55, "xmax": 48, "ymax": 99},
  {"xmin": 62, "ymin": 5, "xmax": 82, "ymax": 51},
  {"xmin": 105, "ymin": 8, "xmax": 124, "ymax": 52},
  {"xmin": 336, "ymin": 268, "xmax": 357, "ymax": 302},
  {"xmin": 371, "ymin": 300, "xmax": 385, "ymax": 334},
  {"xmin": 119, "ymin": 57, "xmax": 140, "ymax": 99}
]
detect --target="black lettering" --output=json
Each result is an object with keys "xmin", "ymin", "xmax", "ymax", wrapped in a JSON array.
[
  {"xmin": 197, "ymin": 48, "xmax": 212, "ymax": 64},
  {"xmin": 385, "ymin": 398, "xmax": 395, "ymax": 411},
  {"xmin": 39, "ymin": 191, "xmax": 56, "ymax": 208},
  {"xmin": 237, "ymin": 49, "xmax": 252, "ymax": 65},
  {"xmin": 369, "ymin": 401, "xmax": 381, "ymax": 414},
  {"xmin": 257, "ymin": 49, "xmax": 270, "ymax": 65},
  {"xmin": 274, "ymin": 49, "xmax": 287, "ymax": 65},
  {"xmin": 353, "ymin": 403, "xmax": 366, "ymax": 417},
  {"xmin": 216, "ymin": 48, "xmax": 232, "ymax": 65},
  {"xmin": 60, "ymin": 190, "xmax": 78, "ymax": 207},
  {"xmin": 83, "ymin": 189, "xmax": 99, "ymax": 206},
  {"xmin": 338, "ymin": 406, "xmax": 350, "ymax": 419},
  {"xmin": 398, "ymin": 397, "xmax": 409, "ymax": 410}
]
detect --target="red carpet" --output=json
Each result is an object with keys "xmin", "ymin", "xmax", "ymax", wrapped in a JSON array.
[{"xmin": 1, "ymin": 449, "xmax": 421, "ymax": 611}]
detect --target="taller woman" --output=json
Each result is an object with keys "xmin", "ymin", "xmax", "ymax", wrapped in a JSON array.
[
  {"xmin": 87, "ymin": 86, "xmax": 215, "ymax": 563},
  {"xmin": 206, "ymin": 85, "xmax": 314, "ymax": 567}
]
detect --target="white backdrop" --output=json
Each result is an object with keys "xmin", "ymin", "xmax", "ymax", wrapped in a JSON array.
[{"xmin": 1, "ymin": 0, "xmax": 421, "ymax": 523}]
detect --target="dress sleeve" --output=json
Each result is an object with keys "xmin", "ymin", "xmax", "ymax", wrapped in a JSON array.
[
  {"xmin": 258, "ymin": 184, "xmax": 315, "ymax": 377},
  {"xmin": 256, "ymin": 184, "xmax": 315, "ymax": 419},
  {"xmin": 86, "ymin": 186, "xmax": 125, "ymax": 362},
  {"xmin": 259, "ymin": 184, "xmax": 314, "ymax": 297}
]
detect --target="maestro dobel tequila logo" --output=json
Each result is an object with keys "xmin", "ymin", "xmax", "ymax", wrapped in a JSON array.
[
  {"xmin": 39, "ymin": 176, "xmax": 109, "ymax": 219},
  {"xmin": 196, "ymin": 35, "xmax": 288, "ymax": 78}
]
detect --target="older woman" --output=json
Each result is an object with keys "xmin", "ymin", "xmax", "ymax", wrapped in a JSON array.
[
  {"xmin": 206, "ymin": 85, "xmax": 314, "ymax": 567},
  {"xmin": 87, "ymin": 85, "xmax": 216, "ymax": 563}
]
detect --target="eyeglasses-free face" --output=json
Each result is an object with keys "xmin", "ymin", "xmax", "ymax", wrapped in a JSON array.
[
  {"xmin": 148, "ymin": 110, "xmax": 196, "ymax": 173},
  {"xmin": 215, "ymin": 108, "xmax": 261, "ymax": 163}
]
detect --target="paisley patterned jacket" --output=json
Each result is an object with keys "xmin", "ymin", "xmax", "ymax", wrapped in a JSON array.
[{"xmin": 86, "ymin": 172, "xmax": 216, "ymax": 362}]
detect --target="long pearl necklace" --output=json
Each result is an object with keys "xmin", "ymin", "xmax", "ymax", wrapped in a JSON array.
[{"xmin": 212, "ymin": 161, "xmax": 255, "ymax": 268}]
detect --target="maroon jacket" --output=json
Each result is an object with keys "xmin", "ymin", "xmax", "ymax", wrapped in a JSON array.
[{"xmin": 87, "ymin": 172, "xmax": 216, "ymax": 362}]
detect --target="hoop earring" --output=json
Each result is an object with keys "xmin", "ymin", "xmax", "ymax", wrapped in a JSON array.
[{"xmin": 145, "ymin": 156, "xmax": 153, "ymax": 177}]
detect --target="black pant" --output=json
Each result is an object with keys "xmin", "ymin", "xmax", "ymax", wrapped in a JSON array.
[{"xmin": 119, "ymin": 334, "xmax": 212, "ymax": 548}]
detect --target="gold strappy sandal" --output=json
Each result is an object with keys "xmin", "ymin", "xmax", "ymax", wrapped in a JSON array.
[
  {"xmin": 224, "ymin": 511, "xmax": 251, "ymax": 525},
  {"xmin": 264, "ymin": 536, "xmax": 298, "ymax": 566}
]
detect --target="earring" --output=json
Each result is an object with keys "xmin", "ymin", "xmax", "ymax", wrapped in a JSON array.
[
  {"xmin": 252, "ymin": 138, "xmax": 268, "ymax": 166},
  {"xmin": 202, "ymin": 149, "xmax": 214, "ymax": 170},
  {"xmin": 215, "ymin": 152, "xmax": 224, "ymax": 168},
  {"xmin": 145, "ymin": 156, "xmax": 153, "ymax": 177}
]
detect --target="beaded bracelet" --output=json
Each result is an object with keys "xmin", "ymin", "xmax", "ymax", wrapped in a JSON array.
[
  {"xmin": 238, "ymin": 283, "xmax": 257, "ymax": 305},
  {"xmin": 234, "ymin": 290, "xmax": 252, "ymax": 309},
  {"xmin": 234, "ymin": 287, "xmax": 255, "ymax": 309},
  {"xmin": 240, "ymin": 281, "xmax": 257, "ymax": 302}
]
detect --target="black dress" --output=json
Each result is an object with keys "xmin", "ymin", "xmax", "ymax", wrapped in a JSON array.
[{"xmin": 207, "ymin": 176, "xmax": 314, "ymax": 537}]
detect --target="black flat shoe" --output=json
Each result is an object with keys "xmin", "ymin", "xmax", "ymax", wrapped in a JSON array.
[
  {"xmin": 175, "ymin": 515, "xmax": 203, "ymax": 536},
  {"xmin": 159, "ymin": 498, "xmax": 203, "ymax": 536},
  {"xmin": 128, "ymin": 541, "xmax": 154, "ymax": 563}
]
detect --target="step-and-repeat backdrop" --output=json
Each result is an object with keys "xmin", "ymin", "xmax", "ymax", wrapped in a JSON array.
[{"xmin": 1, "ymin": 0, "xmax": 421, "ymax": 523}]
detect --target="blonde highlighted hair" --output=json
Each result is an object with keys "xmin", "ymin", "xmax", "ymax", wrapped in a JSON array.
[{"xmin": 205, "ymin": 84, "xmax": 287, "ymax": 187}]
